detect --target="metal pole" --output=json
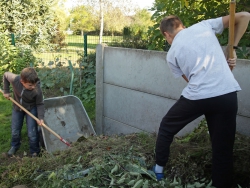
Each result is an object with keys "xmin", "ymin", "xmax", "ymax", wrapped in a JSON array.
[
  {"xmin": 84, "ymin": 33, "xmax": 87, "ymax": 58},
  {"xmin": 11, "ymin": 33, "xmax": 15, "ymax": 46},
  {"xmin": 68, "ymin": 60, "xmax": 74, "ymax": 95}
]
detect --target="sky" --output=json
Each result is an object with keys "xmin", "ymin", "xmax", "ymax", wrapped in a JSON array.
[
  {"xmin": 132, "ymin": 0, "xmax": 155, "ymax": 9},
  {"xmin": 64, "ymin": 0, "xmax": 155, "ymax": 10}
]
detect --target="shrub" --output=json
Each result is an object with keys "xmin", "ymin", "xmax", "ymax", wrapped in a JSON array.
[{"xmin": 0, "ymin": 33, "xmax": 37, "ymax": 77}]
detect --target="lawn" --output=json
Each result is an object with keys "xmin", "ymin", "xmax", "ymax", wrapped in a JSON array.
[
  {"xmin": 35, "ymin": 35, "xmax": 123, "ymax": 67},
  {"xmin": 0, "ymin": 94, "xmax": 12, "ymax": 152},
  {"xmin": 65, "ymin": 35, "xmax": 123, "ymax": 49},
  {"xmin": 0, "ymin": 94, "xmax": 29, "ymax": 155}
]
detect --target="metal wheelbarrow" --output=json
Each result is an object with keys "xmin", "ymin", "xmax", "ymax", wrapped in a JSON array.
[{"xmin": 41, "ymin": 95, "xmax": 96, "ymax": 153}]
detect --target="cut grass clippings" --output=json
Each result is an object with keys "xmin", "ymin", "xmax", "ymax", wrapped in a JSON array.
[
  {"xmin": 0, "ymin": 123, "xmax": 250, "ymax": 187},
  {"xmin": 1, "ymin": 86, "xmax": 250, "ymax": 187}
]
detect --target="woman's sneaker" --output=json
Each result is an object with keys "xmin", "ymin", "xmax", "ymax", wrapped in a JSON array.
[
  {"xmin": 7, "ymin": 147, "xmax": 19, "ymax": 156},
  {"xmin": 152, "ymin": 166, "xmax": 164, "ymax": 181}
]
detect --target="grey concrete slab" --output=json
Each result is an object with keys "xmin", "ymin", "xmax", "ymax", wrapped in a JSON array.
[
  {"xmin": 96, "ymin": 44, "xmax": 250, "ymax": 137},
  {"xmin": 96, "ymin": 44, "xmax": 106, "ymax": 134},
  {"xmin": 233, "ymin": 59, "xmax": 250, "ymax": 117},
  {"xmin": 103, "ymin": 117, "xmax": 142, "ymax": 135},
  {"xmin": 103, "ymin": 83, "xmax": 204, "ymax": 136},
  {"xmin": 236, "ymin": 115, "xmax": 250, "ymax": 136},
  {"xmin": 103, "ymin": 47, "xmax": 186, "ymax": 100}
]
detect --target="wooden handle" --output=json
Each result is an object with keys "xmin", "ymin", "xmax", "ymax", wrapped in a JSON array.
[
  {"xmin": 228, "ymin": 0, "xmax": 236, "ymax": 70},
  {"xmin": 0, "ymin": 89, "xmax": 71, "ymax": 147}
]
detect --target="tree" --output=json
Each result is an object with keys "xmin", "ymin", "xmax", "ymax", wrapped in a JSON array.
[
  {"xmin": 69, "ymin": 5, "xmax": 95, "ymax": 35},
  {"xmin": 54, "ymin": 1, "xmax": 70, "ymax": 32},
  {"xmin": 129, "ymin": 9, "xmax": 154, "ymax": 39},
  {"xmin": 99, "ymin": 0, "xmax": 104, "ymax": 43},
  {"xmin": 148, "ymin": 0, "xmax": 250, "ymax": 51},
  {"xmin": 103, "ymin": 3, "xmax": 130, "ymax": 35},
  {"xmin": 0, "ymin": 0, "xmax": 58, "ymax": 50},
  {"xmin": 0, "ymin": 0, "xmax": 62, "ymax": 76},
  {"xmin": 75, "ymin": 0, "xmax": 134, "ymax": 42}
]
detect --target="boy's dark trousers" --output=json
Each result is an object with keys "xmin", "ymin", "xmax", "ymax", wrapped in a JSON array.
[
  {"xmin": 155, "ymin": 92, "xmax": 237, "ymax": 188},
  {"xmin": 11, "ymin": 106, "xmax": 40, "ymax": 154}
]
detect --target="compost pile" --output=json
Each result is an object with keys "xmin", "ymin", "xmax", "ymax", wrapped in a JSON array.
[{"xmin": 0, "ymin": 122, "xmax": 250, "ymax": 188}]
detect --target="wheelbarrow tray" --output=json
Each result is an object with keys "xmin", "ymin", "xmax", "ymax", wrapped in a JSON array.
[{"xmin": 41, "ymin": 95, "xmax": 96, "ymax": 153}]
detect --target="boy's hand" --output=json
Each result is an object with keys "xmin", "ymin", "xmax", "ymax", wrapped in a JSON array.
[
  {"xmin": 3, "ymin": 93, "xmax": 11, "ymax": 99},
  {"xmin": 227, "ymin": 57, "xmax": 237, "ymax": 67},
  {"xmin": 37, "ymin": 119, "xmax": 44, "ymax": 126},
  {"xmin": 224, "ymin": 46, "xmax": 237, "ymax": 68},
  {"xmin": 224, "ymin": 46, "xmax": 237, "ymax": 70}
]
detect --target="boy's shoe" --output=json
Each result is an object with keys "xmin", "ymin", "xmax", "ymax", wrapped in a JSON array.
[
  {"xmin": 7, "ymin": 147, "xmax": 19, "ymax": 156},
  {"xmin": 152, "ymin": 166, "xmax": 164, "ymax": 181}
]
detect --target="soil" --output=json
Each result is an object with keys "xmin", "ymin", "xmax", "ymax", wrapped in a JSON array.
[
  {"xmin": 12, "ymin": 185, "xmax": 28, "ymax": 188},
  {"xmin": 1, "ymin": 151, "xmax": 37, "ymax": 165}
]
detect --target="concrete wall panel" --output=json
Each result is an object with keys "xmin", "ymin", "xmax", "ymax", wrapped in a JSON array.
[
  {"xmin": 103, "ymin": 47, "xmax": 186, "ymax": 100},
  {"xmin": 103, "ymin": 117, "xmax": 142, "ymax": 135},
  {"xmin": 103, "ymin": 83, "xmax": 204, "ymax": 136},
  {"xmin": 233, "ymin": 60, "xmax": 250, "ymax": 117},
  {"xmin": 236, "ymin": 115, "xmax": 250, "ymax": 136},
  {"xmin": 96, "ymin": 44, "xmax": 250, "ymax": 137}
]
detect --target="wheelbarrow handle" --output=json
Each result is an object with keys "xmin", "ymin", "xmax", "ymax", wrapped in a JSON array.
[{"xmin": 0, "ymin": 89, "xmax": 71, "ymax": 147}]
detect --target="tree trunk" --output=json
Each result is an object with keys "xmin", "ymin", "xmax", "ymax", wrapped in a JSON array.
[{"xmin": 99, "ymin": 0, "xmax": 104, "ymax": 44}]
